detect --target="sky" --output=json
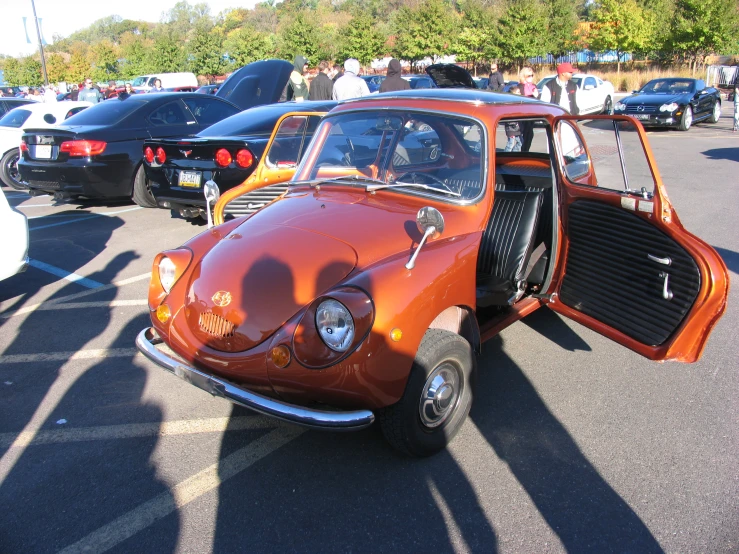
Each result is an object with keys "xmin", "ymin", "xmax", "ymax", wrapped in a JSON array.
[{"xmin": 2, "ymin": 0, "xmax": 259, "ymax": 57}]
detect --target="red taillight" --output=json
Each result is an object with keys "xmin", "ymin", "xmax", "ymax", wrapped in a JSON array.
[
  {"xmin": 144, "ymin": 146, "xmax": 155, "ymax": 164},
  {"xmin": 20, "ymin": 141, "xmax": 28, "ymax": 153},
  {"xmin": 235, "ymin": 148, "xmax": 254, "ymax": 168},
  {"xmin": 156, "ymin": 147, "xmax": 166, "ymax": 164},
  {"xmin": 60, "ymin": 140, "xmax": 107, "ymax": 157},
  {"xmin": 215, "ymin": 148, "xmax": 232, "ymax": 167}
]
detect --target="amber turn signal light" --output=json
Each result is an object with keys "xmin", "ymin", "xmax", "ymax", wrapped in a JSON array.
[
  {"xmin": 390, "ymin": 328, "xmax": 403, "ymax": 342},
  {"xmin": 156, "ymin": 304, "xmax": 171, "ymax": 323},
  {"xmin": 271, "ymin": 345, "xmax": 291, "ymax": 368}
]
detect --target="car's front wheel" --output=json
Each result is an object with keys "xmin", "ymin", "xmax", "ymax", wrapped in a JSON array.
[
  {"xmin": 708, "ymin": 100, "xmax": 721, "ymax": 123},
  {"xmin": 603, "ymin": 96, "xmax": 613, "ymax": 115},
  {"xmin": 132, "ymin": 164, "xmax": 157, "ymax": 208},
  {"xmin": 0, "ymin": 148, "xmax": 28, "ymax": 190},
  {"xmin": 379, "ymin": 329, "xmax": 475, "ymax": 457},
  {"xmin": 678, "ymin": 106, "xmax": 692, "ymax": 131}
]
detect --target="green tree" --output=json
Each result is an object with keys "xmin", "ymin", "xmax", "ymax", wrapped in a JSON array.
[
  {"xmin": 46, "ymin": 53, "xmax": 67, "ymax": 83},
  {"xmin": 189, "ymin": 25, "xmax": 227, "ymax": 78},
  {"xmin": 2, "ymin": 57, "xmax": 22, "ymax": 86},
  {"xmin": 588, "ymin": 0, "xmax": 653, "ymax": 73},
  {"xmin": 67, "ymin": 52, "xmax": 90, "ymax": 84},
  {"xmin": 120, "ymin": 34, "xmax": 155, "ymax": 79},
  {"xmin": 90, "ymin": 40, "xmax": 119, "ymax": 82},
  {"xmin": 451, "ymin": 0, "xmax": 496, "ymax": 74},
  {"xmin": 667, "ymin": 0, "xmax": 739, "ymax": 72},
  {"xmin": 277, "ymin": 11, "xmax": 319, "ymax": 61},
  {"xmin": 496, "ymin": 0, "xmax": 549, "ymax": 68},
  {"xmin": 161, "ymin": 1, "xmax": 213, "ymax": 38},
  {"xmin": 545, "ymin": 0, "xmax": 579, "ymax": 58},
  {"xmin": 20, "ymin": 58, "xmax": 43, "ymax": 87},
  {"xmin": 224, "ymin": 26, "xmax": 273, "ymax": 67},
  {"xmin": 337, "ymin": 10, "xmax": 387, "ymax": 66},
  {"xmin": 391, "ymin": 0, "xmax": 457, "ymax": 69},
  {"xmin": 151, "ymin": 33, "xmax": 186, "ymax": 72}
]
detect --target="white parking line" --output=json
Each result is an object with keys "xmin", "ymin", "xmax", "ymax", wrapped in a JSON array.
[
  {"xmin": 0, "ymin": 347, "xmax": 139, "ymax": 365},
  {"xmin": 28, "ymin": 259, "xmax": 105, "ymax": 289},
  {"xmin": 14, "ymin": 203, "xmax": 56, "ymax": 208},
  {"xmin": 26, "ymin": 212, "xmax": 98, "ymax": 219},
  {"xmin": 26, "ymin": 300, "xmax": 148, "ymax": 312},
  {"xmin": 29, "ymin": 206, "xmax": 143, "ymax": 231},
  {"xmin": 57, "ymin": 426, "xmax": 305, "ymax": 554},
  {"xmin": 0, "ymin": 272, "xmax": 151, "ymax": 319},
  {"xmin": 0, "ymin": 416, "xmax": 277, "ymax": 449}
]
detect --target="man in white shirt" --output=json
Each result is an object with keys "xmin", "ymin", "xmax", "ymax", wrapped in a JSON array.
[
  {"xmin": 332, "ymin": 59, "xmax": 370, "ymax": 101},
  {"xmin": 540, "ymin": 62, "xmax": 579, "ymax": 115}
]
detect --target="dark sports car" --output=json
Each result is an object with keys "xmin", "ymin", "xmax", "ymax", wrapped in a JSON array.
[
  {"xmin": 17, "ymin": 59, "xmax": 293, "ymax": 206},
  {"xmin": 144, "ymin": 100, "xmax": 335, "ymax": 218},
  {"xmin": 613, "ymin": 78, "xmax": 721, "ymax": 131}
]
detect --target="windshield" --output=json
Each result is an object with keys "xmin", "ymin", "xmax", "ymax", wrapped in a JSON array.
[
  {"xmin": 294, "ymin": 110, "xmax": 485, "ymax": 202},
  {"xmin": 200, "ymin": 105, "xmax": 299, "ymax": 137},
  {"xmin": 0, "ymin": 109, "xmax": 32, "ymax": 128},
  {"xmin": 132, "ymin": 76, "xmax": 149, "ymax": 87},
  {"xmin": 62, "ymin": 99, "xmax": 142, "ymax": 126},
  {"xmin": 640, "ymin": 79, "xmax": 694, "ymax": 94}
]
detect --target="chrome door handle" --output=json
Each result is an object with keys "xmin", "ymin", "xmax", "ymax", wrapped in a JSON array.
[
  {"xmin": 648, "ymin": 254, "xmax": 672, "ymax": 265},
  {"xmin": 659, "ymin": 272, "xmax": 673, "ymax": 301}
]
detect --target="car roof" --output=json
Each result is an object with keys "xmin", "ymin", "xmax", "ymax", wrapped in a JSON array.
[
  {"xmin": 345, "ymin": 87, "xmax": 544, "ymax": 106},
  {"xmin": 23, "ymin": 101, "xmax": 92, "ymax": 113}
]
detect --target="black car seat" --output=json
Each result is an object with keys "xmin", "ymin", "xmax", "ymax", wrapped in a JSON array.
[{"xmin": 476, "ymin": 189, "xmax": 544, "ymax": 307}]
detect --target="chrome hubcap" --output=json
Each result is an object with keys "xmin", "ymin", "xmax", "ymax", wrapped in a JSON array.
[
  {"xmin": 714, "ymin": 103, "xmax": 720, "ymax": 120},
  {"xmin": 685, "ymin": 108, "xmax": 692, "ymax": 127},
  {"xmin": 419, "ymin": 362, "xmax": 461, "ymax": 428}
]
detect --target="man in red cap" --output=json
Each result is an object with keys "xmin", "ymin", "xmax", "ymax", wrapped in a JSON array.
[{"xmin": 540, "ymin": 62, "xmax": 579, "ymax": 115}]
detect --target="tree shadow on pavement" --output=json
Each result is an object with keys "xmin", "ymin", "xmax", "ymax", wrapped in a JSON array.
[{"xmin": 470, "ymin": 329, "xmax": 664, "ymax": 553}]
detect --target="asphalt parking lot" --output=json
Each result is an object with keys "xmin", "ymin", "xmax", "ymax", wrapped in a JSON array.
[{"xmin": 1, "ymin": 105, "xmax": 737, "ymax": 553}]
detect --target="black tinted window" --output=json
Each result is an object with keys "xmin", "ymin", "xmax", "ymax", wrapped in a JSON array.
[
  {"xmin": 182, "ymin": 97, "xmax": 238, "ymax": 126},
  {"xmin": 63, "ymin": 100, "xmax": 141, "ymax": 126},
  {"xmin": 0, "ymin": 109, "xmax": 32, "ymax": 128},
  {"xmin": 148, "ymin": 101, "xmax": 193, "ymax": 126},
  {"xmin": 200, "ymin": 107, "xmax": 292, "ymax": 137}
]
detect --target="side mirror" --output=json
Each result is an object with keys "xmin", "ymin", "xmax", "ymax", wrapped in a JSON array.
[
  {"xmin": 406, "ymin": 207, "xmax": 444, "ymax": 270},
  {"xmin": 203, "ymin": 180, "xmax": 221, "ymax": 229}
]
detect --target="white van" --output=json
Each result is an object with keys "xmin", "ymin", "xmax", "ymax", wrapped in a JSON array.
[{"xmin": 131, "ymin": 72, "xmax": 198, "ymax": 92}]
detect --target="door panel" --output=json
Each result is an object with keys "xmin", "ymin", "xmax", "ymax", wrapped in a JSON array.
[{"xmin": 548, "ymin": 115, "xmax": 729, "ymax": 362}]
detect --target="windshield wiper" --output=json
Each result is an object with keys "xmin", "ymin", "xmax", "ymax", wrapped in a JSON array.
[
  {"xmin": 366, "ymin": 182, "xmax": 461, "ymax": 197},
  {"xmin": 291, "ymin": 175, "xmax": 387, "ymax": 188}
]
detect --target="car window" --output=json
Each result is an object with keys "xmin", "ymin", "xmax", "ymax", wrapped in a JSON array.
[
  {"xmin": 495, "ymin": 118, "xmax": 550, "ymax": 155},
  {"xmin": 0, "ymin": 109, "xmax": 32, "ymax": 128},
  {"xmin": 63, "ymin": 100, "xmax": 141, "ymax": 126},
  {"xmin": 148, "ymin": 101, "xmax": 194, "ymax": 126},
  {"xmin": 182, "ymin": 97, "xmax": 238, "ymax": 126},
  {"xmin": 557, "ymin": 119, "xmax": 654, "ymax": 194},
  {"xmin": 584, "ymin": 77, "xmax": 597, "ymax": 88},
  {"xmin": 64, "ymin": 106, "xmax": 88, "ymax": 120},
  {"xmin": 266, "ymin": 115, "xmax": 322, "ymax": 168},
  {"xmin": 394, "ymin": 120, "xmax": 441, "ymax": 166},
  {"xmin": 148, "ymin": 77, "xmax": 157, "ymax": 87}
]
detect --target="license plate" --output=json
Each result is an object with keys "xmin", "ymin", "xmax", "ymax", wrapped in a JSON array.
[
  {"xmin": 634, "ymin": 114, "xmax": 650, "ymax": 120},
  {"xmin": 179, "ymin": 170, "xmax": 201, "ymax": 188},
  {"xmin": 35, "ymin": 145, "xmax": 52, "ymax": 159}
]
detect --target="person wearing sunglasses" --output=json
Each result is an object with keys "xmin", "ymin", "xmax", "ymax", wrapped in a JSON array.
[
  {"xmin": 540, "ymin": 62, "xmax": 580, "ymax": 115},
  {"xmin": 519, "ymin": 67, "xmax": 539, "ymax": 99},
  {"xmin": 78, "ymin": 78, "xmax": 103, "ymax": 104}
]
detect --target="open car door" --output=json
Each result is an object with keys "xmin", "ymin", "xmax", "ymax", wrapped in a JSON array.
[
  {"xmin": 214, "ymin": 111, "xmax": 328, "ymax": 225},
  {"xmin": 546, "ymin": 115, "xmax": 728, "ymax": 362}
]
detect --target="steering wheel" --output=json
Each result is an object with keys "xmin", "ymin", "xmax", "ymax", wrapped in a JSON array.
[{"xmin": 394, "ymin": 172, "xmax": 458, "ymax": 195}]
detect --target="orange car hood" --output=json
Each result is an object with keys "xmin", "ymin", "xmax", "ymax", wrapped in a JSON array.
[{"xmin": 185, "ymin": 222, "xmax": 357, "ymax": 352}]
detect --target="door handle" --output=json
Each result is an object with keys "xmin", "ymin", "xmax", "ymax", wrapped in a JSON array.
[
  {"xmin": 659, "ymin": 272, "xmax": 674, "ymax": 301},
  {"xmin": 648, "ymin": 254, "xmax": 671, "ymax": 265}
]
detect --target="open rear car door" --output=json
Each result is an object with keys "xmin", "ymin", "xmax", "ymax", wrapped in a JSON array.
[
  {"xmin": 214, "ymin": 111, "xmax": 328, "ymax": 225},
  {"xmin": 546, "ymin": 115, "xmax": 728, "ymax": 362}
]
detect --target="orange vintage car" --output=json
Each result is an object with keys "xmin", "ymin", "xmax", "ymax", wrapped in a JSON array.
[{"xmin": 136, "ymin": 89, "xmax": 729, "ymax": 457}]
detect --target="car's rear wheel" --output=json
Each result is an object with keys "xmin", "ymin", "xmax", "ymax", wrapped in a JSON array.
[
  {"xmin": 678, "ymin": 106, "xmax": 692, "ymax": 131},
  {"xmin": 378, "ymin": 329, "xmax": 475, "ymax": 457},
  {"xmin": 603, "ymin": 96, "xmax": 613, "ymax": 115},
  {"xmin": 708, "ymin": 101, "xmax": 721, "ymax": 123},
  {"xmin": 0, "ymin": 148, "xmax": 28, "ymax": 190},
  {"xmin": 132, "ymin": 164, "xmax": 157, "ymax": 208}
]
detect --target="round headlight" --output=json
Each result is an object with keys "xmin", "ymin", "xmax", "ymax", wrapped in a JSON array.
[
  {"xmin": 159, "ymin": 256, "xmax": 177, "ymax": 293},
  {"xmin": 614, "ymin": 102, "xmax": 626, "ymax": 111},
  {"xmin": 315, "ymin": 299, "xmax": 355, "ymax": 352}
]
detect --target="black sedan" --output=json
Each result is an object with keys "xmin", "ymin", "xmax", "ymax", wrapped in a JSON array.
[
  {"xmin": 144, "ymin": 100, "xmax": 336, "ymax": 218},
  {"xmin": 613, "ymin": 78, "xmax": 722, "ymax": 131},
  {"xmin": 17, "ymin": 59, "xmax": 293, "ymax": 206}
]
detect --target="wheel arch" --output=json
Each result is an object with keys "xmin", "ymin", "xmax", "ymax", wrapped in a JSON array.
[{"xmin": 428, "ymin": 305, "xmax": 481, "ymax": 354}]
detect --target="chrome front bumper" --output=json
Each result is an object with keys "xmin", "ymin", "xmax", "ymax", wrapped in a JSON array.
[{"xmin": 135, "ymin": 328, "xmax": 375, "ymax": 431}]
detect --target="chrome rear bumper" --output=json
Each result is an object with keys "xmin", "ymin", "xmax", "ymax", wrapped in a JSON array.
[{"xmin": 135, "ymin": 328, "xmax": 375, "ymax": 431}]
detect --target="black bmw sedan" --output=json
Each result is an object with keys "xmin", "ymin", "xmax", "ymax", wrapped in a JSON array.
[
  {"xmin": 17, "ymin": 59, "xmax": 293, "ymax": 206},
  {"xmin": 613, "ymin": 78, "xmax": 722, "ymax": 131},
  {"xmin": 144, "ymin": 100, "xmax": 336, "ymax": 218}
]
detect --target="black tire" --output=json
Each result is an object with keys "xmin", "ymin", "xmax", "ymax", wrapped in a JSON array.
[
  {"xmin": 0, "ymin": 148, "xmax": 27, "ymax": 190},
  {"xmin": 678, "ymin": 105, "xmax": 692, "ymax": 131},
  {"xmin": 603, "ymin": 96, "xmax": 613, "ymax": 115},
  {"xmin": 131, "ymin": 164, "xmax": 157, "ymax": 208},
  {"xmin": 378, "ymin": 329, "xmax": 476, "ymax": 457},
  {"xmin": 708, "ymin": 100, "xmax": 721, "ymax": 123}
]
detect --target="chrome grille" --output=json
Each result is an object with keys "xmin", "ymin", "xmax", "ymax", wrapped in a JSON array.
[
  {"xmin": 199, "ymin": 312, "xmax": 235, "ymax": 338},
  {"xmin": 625, "ymin": 105, "xmax": 657, "ymax": 113},
  {"xmin": 223, "ymin": 184, "xmax": 289, "ymax": 216}
]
